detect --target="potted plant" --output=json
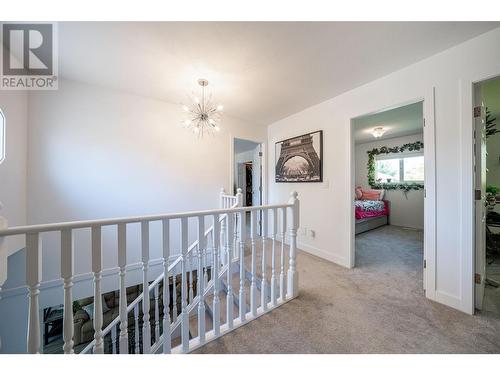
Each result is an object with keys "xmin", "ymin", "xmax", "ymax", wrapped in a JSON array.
[{"xmin": 486, "ymin": 184, "xmax": 500, "ymax": 205}]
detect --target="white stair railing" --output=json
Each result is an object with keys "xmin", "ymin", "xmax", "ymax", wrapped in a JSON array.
[{"xmin": 0, "ymin": 189, "xmax": 299, "ymax": 354}]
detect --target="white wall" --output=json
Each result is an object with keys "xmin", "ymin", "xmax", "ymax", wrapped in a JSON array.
[
  {"xmin": 22, "ymin": 79, "xmax": 265, "ymax": 283},
  {"xmin": 0, "ymin": 91, "xmax": 28, "ymax": 354},
  {"xmin": 355, "ymin": 134, "xmax": 424, "ymax": 229},
  {"xmin": 268, "ymin": 27, "xmax": 500, "ymax": 314},
  {"xmin": 0, "ymin": 91, "xmax": 28, "ymax": 253}
]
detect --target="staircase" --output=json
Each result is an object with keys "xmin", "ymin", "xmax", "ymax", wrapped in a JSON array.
[{"xmin": 0, "ymin": 189, "xmax": 300, "ymax": 354}]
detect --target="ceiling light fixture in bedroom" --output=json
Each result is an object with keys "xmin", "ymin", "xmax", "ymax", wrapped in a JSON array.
[
  {"xmin": 371, "ymin": 127, "xmax": 386, "ymax": 138},
  {"xmin": 181, "ymin": 78, "xmax": 224, "ymax": 138}
]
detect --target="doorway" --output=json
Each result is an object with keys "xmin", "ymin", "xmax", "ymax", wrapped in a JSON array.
[
  {"xmin": 349, "ymin": 91, "xmax": 436, "ymax": 302},
  {"xmin": 351, "ymin": 101, "xmax": 426, "ymax": 291},
  {"xmin": 233, "ymin": 138, "xmax": 262, "ymax": 207},
  {"xmin": 473, "ymin": 76, "xmax": 500, "ymax": 315},
  {"xmin": 233, "ymin": 137, "xmax": 263, "ymax": 233}
]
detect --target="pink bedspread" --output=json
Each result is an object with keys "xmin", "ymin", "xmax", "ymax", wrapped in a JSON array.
[{"xmin": 355, "ymin": 200, "xmax": 389, "ymax": 220}]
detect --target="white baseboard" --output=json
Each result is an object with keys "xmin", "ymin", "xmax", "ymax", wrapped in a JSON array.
[{"xmin": 297, "ymin": 241, "xmax": 350, "ymax": 268}]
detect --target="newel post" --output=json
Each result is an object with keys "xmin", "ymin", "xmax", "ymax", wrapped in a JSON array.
[
  {"xmin": 235, "ymin": 188, "xmax": 243, "ymax": 244},
  {"xmin": 0, "ymin": 204, "xmax": 8, "ymax": 353},
  {"xmin": 236, "ymin": 188, "xmax": 243, "ymax": 207},
  {"xmin": 287, "ymin": 191, "xmax": 299, "ymax": 299}
]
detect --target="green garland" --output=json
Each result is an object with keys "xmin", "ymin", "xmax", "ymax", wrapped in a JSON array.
[{"xmin": 367, "ymin": 141, "xmax": 424, "ymax": 193}]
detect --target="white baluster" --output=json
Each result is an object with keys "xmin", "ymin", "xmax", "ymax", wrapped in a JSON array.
[
  {"xmin": 117, "ymin": 223, "xmax": 128, "ymax": 354},
  {"xmin": 172, "ymin": 274, "xmax": 178, "ymax": 323},
  {"xmin": 133, "ymin": 304, "xmax": 140, "ymax": 354},
  {"xmin": 261, "ymin": 209, "xmax": 268, "ymax": 311},
  {"xmin": 234, "ymin": 188, "xmax": 243, "ymax": 257},
  {"xmin": 238, "ymin": 210, "xmax": 246, "ymax": 322},
  {"xmin": 220, "ymin": 188, "xmax": 227, "ymax": 266},
  {"xmin": 188, "ymin": 252, "xmax": 194, "ymax": 303},
  {"xmin": 162, "ymin": 219, "xmax": 171, "ymax": 354},
  {"xmin": 91, "ymin": 226, "xmax": 104, "ymax": 354},
  {"xmin": 226, "ymin": 212, "xmax": 234, "ymax": 329},
  {"xmin": 250, "ymin": 211, "xmax": 257, "ymax": 317},
  {"xmin": 203, "ymin": 235, "xmax": 209, "ymax": 287},
  {"xmin": 180, "ymin": 217, "xmax": 189, "ymax": 353},
  {"xmin": 287, "ymin": 192, "xmax": 300, "ymax": 298},
  {"xmin": 111, "ymin": 325, "xmax": 117, "ymax": 354},
  {"xmin": 154, "ymin": 283, "xmax": 160, "ymax": 342},
  {"xmin": 212, "ymin": 215, "xmax": 221, "ymax": 336},
  {"xmin": 280, "ymin": 207, "xmax": 286, "ymax": 301},
  {"xmin": 26, "ymin": 232, "xmax": 42, "ymax": 354},
  {"xmin": 141, "ymin": 221, "xmax": 151, "ymax": 353},
  {"xmin": 60, "ymin": 229, "xmax": 74, "ymax": 354},
  {"xmin": 270, "ymin": 208, "xmax": 278, "ymax": 307},
  {"xmin": 197, "ymin": 215, "xmax": 206, "ymax": 345}
]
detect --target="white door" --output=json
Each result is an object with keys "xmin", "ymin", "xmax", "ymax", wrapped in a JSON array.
[{"xmin": 474, "ymin": 84, "xmax": 487, "ymax": 310}]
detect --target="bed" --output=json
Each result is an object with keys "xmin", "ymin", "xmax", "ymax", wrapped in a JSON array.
[{"xmin": 355, "ymin": 199, "xmax": 389, "ymax": 235}]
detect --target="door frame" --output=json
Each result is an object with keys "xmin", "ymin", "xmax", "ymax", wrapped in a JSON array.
[
  {"xmin": 229, "ymin": 135, "xmax": 267, "ymax": 205},
  {"xmin": 460, "ymin": 70, "xmax": 500, "ymax": 314},
  {"xmin": 348, "ymin": 87, "xmax": 437, "ymax": 301}
]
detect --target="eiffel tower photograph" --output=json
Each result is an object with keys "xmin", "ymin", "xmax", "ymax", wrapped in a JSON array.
[{"xmin": 275, "ymin": 130, "xmax": 323, "ymax": 182}]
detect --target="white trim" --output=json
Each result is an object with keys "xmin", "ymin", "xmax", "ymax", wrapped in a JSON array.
[
  {"xmin": 459, "ymin": 70, "xmax": 500, "ymax": 315},
  {"xmin": 0, "ymin": 255, "xmax": 177, "ymax": 300},
  {"xmin": 349, "ymin": 91, "xmax": 437, "ymax": 301},
  {"xmin": 229, "ymin": 134, "xmax": 268, "ymax": 205},
  {"xmin": 297, "ymin": 241, "xmax": 350, "ymax": 268},
  {"xmin": 423, "ymin": 87, "xmax": 436, "ymax": 300}
]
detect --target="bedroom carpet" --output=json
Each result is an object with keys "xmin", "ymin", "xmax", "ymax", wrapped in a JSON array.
[{"xmin": 194, "ymin": 225, "xmax": 500, "ymax": 353}]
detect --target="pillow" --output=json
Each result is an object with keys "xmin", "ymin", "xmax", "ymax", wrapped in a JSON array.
[
  {"xmin": 361, "ymin": 189, "xmax": 384, "ymax": 201},
  {"xmin": 82, "ymin": 303, "xmax": 94, "ymax": 320},
  {"xmin": 81, "ymin": 296, "xmax": 110, "ymax": 320},
  {"xmin": 355, "ymin": 186, "xmax": 363, "ymax": 199}
]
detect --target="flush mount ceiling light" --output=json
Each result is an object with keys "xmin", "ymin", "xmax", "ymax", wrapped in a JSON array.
[
  {"xmin": 181, "ymin": 79, "xmax": 223, "ymax": 138},
  {"xmin": 371, "ymin": 127, "xmax": 386, "ymax": 138}
]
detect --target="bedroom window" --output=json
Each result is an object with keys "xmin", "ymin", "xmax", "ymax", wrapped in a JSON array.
[
  {"xmin": 0, "ymin": 109, "xmax": 4, "ymax": 164},
  {"xmin": 375, "ymin": 154, "xmax": 424, "ymax": 183}
]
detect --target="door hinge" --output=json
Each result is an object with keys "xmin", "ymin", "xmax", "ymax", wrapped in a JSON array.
[
  {"xmin": 258, "ymin": 152, "xmax": 263, "ymax": 157},
  {"xmin": 424, "ymin": 189, "xmax": 426, "ymax": 198},
  {"xmin": 474, "ymin": 106, "xmax": 482, "ymax": 118},
  {"xmin": 475, "ymin": 189, "xmax": 482, "ymax": 200},
  {"xmin": 423, "ymin": 118, "xmax": 426, "ymax": 127},
  {"xmin": 475, "ymin": 273, "xmax": 482, "ymax": 284},
  {"xmin": 423, "ymin": 260, "xmax": 426, "ymax": 269}
]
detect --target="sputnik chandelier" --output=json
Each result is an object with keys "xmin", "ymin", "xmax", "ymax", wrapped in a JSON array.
[{"xmin": 182, "ymin": 79, "xmax": 224, "ymax": 137}]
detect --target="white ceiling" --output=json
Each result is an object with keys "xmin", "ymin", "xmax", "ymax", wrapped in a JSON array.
[
  {"xmin": 58, "ymin": 22, "xmax": 499, "ymax": 125},
  {"xmin": 352, "ymin": 101, "xmax": 423, "ymax": 144}
]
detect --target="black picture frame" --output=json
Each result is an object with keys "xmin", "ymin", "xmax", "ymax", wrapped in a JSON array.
[{"xmin": 275, "ymin": 130, "xmax": 323, "ymax": 183}]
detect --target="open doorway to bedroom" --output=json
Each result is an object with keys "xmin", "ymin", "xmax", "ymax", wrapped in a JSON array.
[
  {"xmin": 473, "ymin": 76, "xmax": 500, "ymax": 315},
  {"xmin": 351, "ymin": 101, "xmax": 425, "ymax": 292}
]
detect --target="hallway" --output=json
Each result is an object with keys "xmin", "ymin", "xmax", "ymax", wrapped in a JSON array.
[{"xmin": 195, "ymin": 226, "xmax": 500, "ymax": 353}]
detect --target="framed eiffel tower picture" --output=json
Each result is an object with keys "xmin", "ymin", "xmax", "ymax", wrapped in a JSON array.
[{"xmin": 275, "ymin": 130, "xmax": 323, "ymax": 183}]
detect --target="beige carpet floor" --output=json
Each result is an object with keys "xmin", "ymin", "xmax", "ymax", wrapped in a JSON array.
[{"xmin": 194, "ymin": 225, "xmax": 500, "ymax": 353}]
